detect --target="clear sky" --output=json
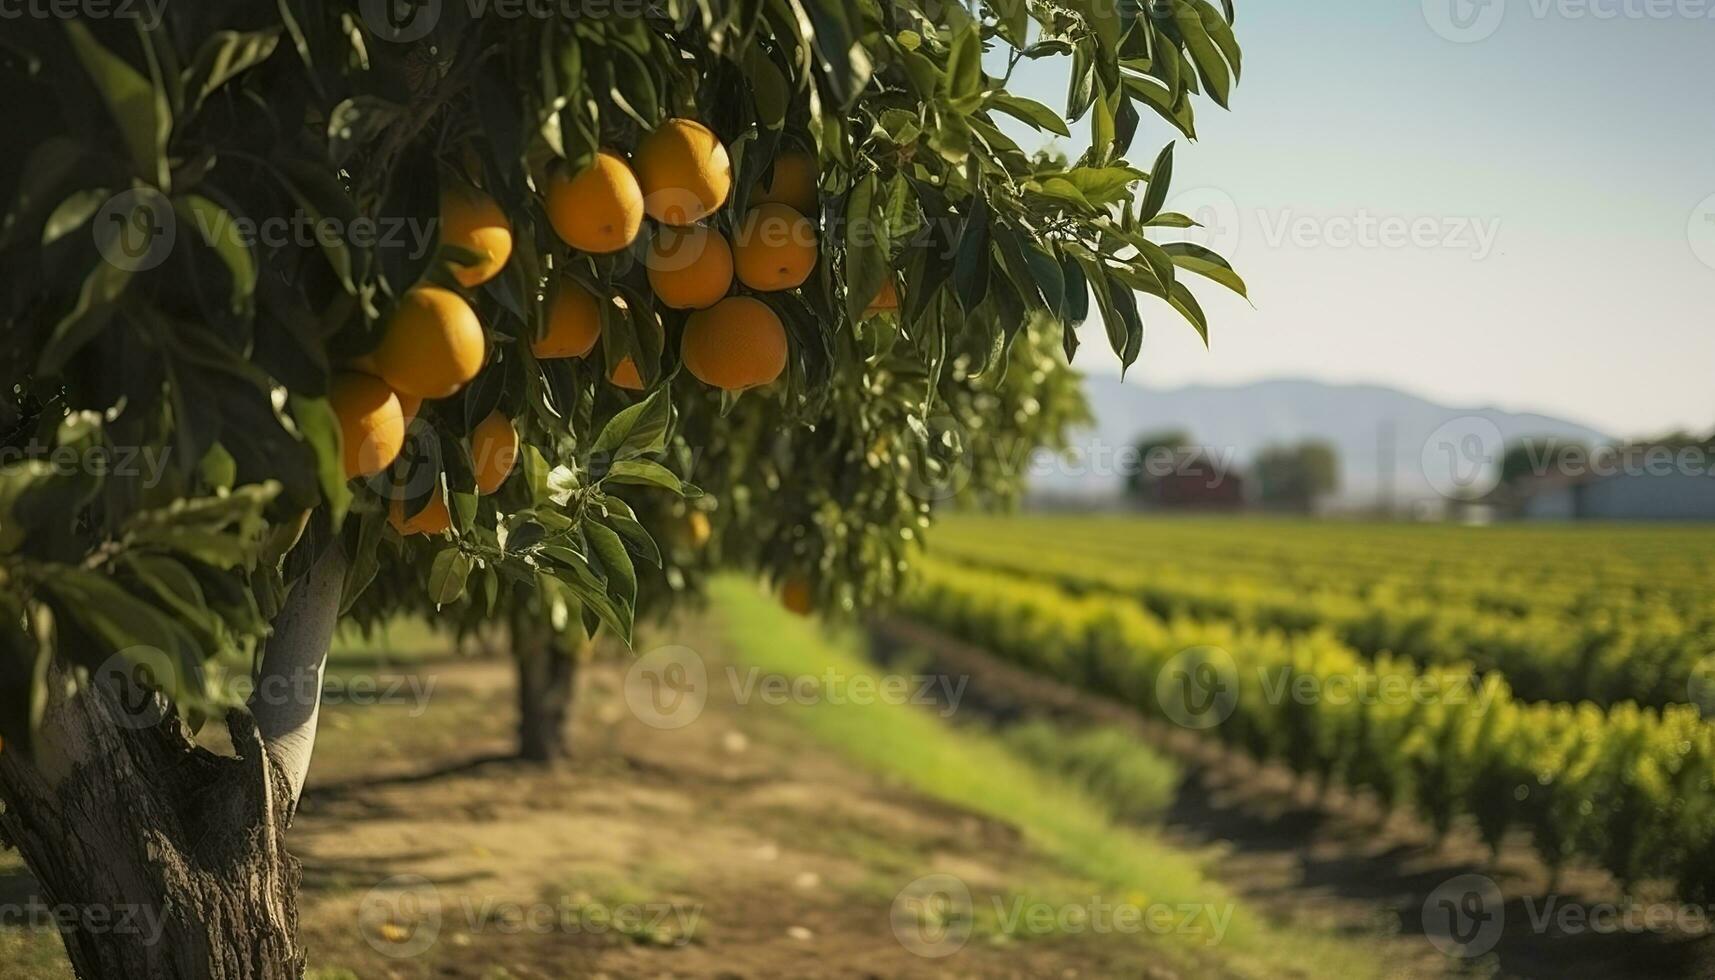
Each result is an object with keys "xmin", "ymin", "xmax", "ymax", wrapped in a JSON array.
[{"xmin": 994, "ymin": 1, "xmax": 1715, "ymax": 438}]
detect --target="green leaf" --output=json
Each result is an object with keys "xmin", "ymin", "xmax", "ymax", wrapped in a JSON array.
[
  {"xmin": 327, "ymin": 96, "xmax": 404, "ymax": 167},
  {"xmin": 591, "ymin": 388, "xmax": 672, "ymax": 462},
  {"xmin": 985, "ymin": 94, "xmax": 1071, "ymax": 138},
  {"xmin": 542, "ymin": 549, "xmax": 631, "ymax": 644},
  {"xmin": 944, "ymin": 23, "xmax": 984, "ymax": 104},
  {"xmin": 1167, "ymin": 278, "xmax": 1210, "ymax": 345},
  {"xmin": 1161, "ymin": 242, "xmax": 1249, "ymax": 299},
  {"xmin": 38, "ymin": 261, "xmax": 132, "ymax": 374},
  {"xmin": 844, "ymin": 173, "xmax": 887, "ymax": 323},
  {"xmin": 289, "ymin": 395, "xmax": 353, "ymax": 528},
  {"xmin": 120, "ymin": 553, "xmax": 225, "ymax": 652},
  {"xmin": 1193, "ymin": 0, "xmax": 1243, "ymax": 84},
  {"xmin": 1035, "ymin": 177, "xmax": 1093, "ymax": 212},
  {"xmin": 38, "ymin": 568, "xmax": 204, "ymax": 699},
  {"xmin": 271, "ymin": 159, "xmax": 358, "ymax": 291},
  {"xmin": 64, "ymin": 22, "xmax": 171, "ymax": 188},
  {"xmin": 989, "ymin": 0, "xmax": 1031, "ymax": 47},
  {"xmin": 1138, "ymin": 143, "xmax": 1175, "ymax": 222},
  {"xmin": 1104, "ymin": 268, "xmax": 1147, "ymax": 372},
  {"xmin": 604, "ymin": 459, "xmax": 684, "ymax": 493},
  {"xmin": 175, "ymin": 195, "xmax": 257, "ymax": 313},
  {"xmin": 952, "ymin": 195, "xmax": 991, "ymax": 312},
  {"xmin": 584, "ymin": 520, "xmax": 636, "ymax": 611},
  {"xmin": 340, "ymin": 505, "xmax": 386, "ymax": 613},
  {"xmin": 182, "ymin": 29, "xmax": 281, "ymax": 114},
  {"xmin": 742, "ymin": 45, "xmax": 789, "ymax": 131},
  {"xmin": 598, "ymin": 500, "xmax": 662, "ymax": 568},
  {"xmin": 1144, "ymin": 212, "xmax": 1200, "ymax": 229},
  {"xmin": 1059, "ymin": 166, "xmax": 1146, "ymax": 208},
  {"xmin": 0, "ymin": 600, "xmax": 49, "ymax": 757},
  {"xmin": 1024, "ymin": 244, "xmax": 1068, "ymax": 320},
  {"xmin": 121, "ymin": 485, "xmax": 279, "ymax": 570},
  {"xmin": 1175, "ymin": 1, "xmax": 1234, "ymax": 109},
  {"xmin": 428, "ymin": 548, "xmax": 473, "ymax": 606},
  {"xmin": 1061, "ymin": 254, "xmax": 1090, "ymax": 328},
  {"xmin": 42, "ymin": 190, "xmax": 109, "ymax": 246},
  {"xmin": 1122, "ymin": 75, "xmax": 1197, "ymax": 139}
]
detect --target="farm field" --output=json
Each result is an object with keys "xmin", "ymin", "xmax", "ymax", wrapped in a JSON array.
[
  {"xmin": 0, "ymin": 580, "xmax": 1412, "ymax": 980},
  {"xmin": 912, "ymin": 515, "xmax": 1715, "ymax": 912}
]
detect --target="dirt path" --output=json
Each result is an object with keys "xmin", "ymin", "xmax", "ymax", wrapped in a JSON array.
[
  {"xmin": 290, "ymin": 621, "xmax": 1207, "ymax": 978},
  {"xmin": 869, "ymin": 618, "xmax": 1715, "ymax": 980}
]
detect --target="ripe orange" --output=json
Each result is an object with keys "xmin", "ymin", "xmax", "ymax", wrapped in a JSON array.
[
  {"xmin": 534, "ymin": 279, "xmax": 603, "ymax": 359},
  {"xmin": 610, "ymin": 356, "xmax": 645, "ymax": 391},
  {"xmin": 397, "ymin": 393, "xmax": 423, "ymax": 423},
  {"xmin": 681, "ymin": 296, "xmax": 787, "ymax": 392},
  {"xmin": 470, "ymin": 411, "xmax": 518, "ymax": 494},
  {"xmin": 545, "ymin": 151, "xmax": 644, "ymax": 254},
  {"xmin": 687, "ymin": 511, "xmax": 712, "ymax": 548},
  {"xmin": 751, "ymin": 151, "xmax": 819, "ymax": 216},
  {"xmin": 634, "ymin": 119, "xmax": 732, "ymax": 225},
  {"xmin": 646, "ymin": 225, "xmax": 733, "ymax": 310},
  {"xmin": 733, "ymin": 203, "xmax": 817, "ymax": 292},
  {"xmin": 440, "ymin": 184, "xmax": 513, "ymax": 287},
  {"xmin": 373, "ymin": 286, "xmax": 487, "ymax": 400},
  {"xmin": 780, "ymin": 577, "xmax": 814, "ymax": 616},
  {"xmin": 329, "ymin": 372, "xmax": 406, "ymax": 479},
  {"xmin": 864, "ymin": 277, "xmax": 900, "ymax": 318},
  {"xmin": 389, "ymin": 490, "xmax": 451, "ymax": 536}
]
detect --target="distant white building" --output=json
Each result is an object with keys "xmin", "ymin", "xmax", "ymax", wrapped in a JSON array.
[{"xmin": 1515, "ymin": 450, "xmax": 1715, "ymax": 521}]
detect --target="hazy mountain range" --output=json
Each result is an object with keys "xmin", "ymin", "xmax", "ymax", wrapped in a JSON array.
[{"xmin": 1035, "ymin": 377, "xmax": 1616, "ymax": 509}]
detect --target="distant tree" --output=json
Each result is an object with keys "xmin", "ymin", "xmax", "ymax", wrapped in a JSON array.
[
  {"xmin": 1126, "ymin": 430, "xmax": 1192, "ymax": 498},
  {"xmin": 1254, "ymin": 441, "xmax": 1339, "ymax": 512},
  {"xmin": 1499, "ymin": 437, "xmax": 1590, "ymax": 487}
]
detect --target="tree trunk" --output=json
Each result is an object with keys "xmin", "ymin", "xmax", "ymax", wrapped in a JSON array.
[
  {"xmin": 0, "ymin": 682, "xmax": 304, "ymax": 979},
  {"xmin": 0, "ymin": 546, "xmax": 346, "ymax": 978},
  {"xmin": 515, "ymin": 625, "xmax": 582, "ymax": 765}
]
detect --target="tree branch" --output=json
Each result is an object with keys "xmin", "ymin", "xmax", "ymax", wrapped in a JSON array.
[{"xmin": 248, "ymin": 543, "xmax": 348, "ymax": 812}]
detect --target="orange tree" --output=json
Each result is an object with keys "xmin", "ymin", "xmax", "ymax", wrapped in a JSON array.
[{"xmin": 0, "ymin": 1, "xmax": 1242, "ymax": 975}]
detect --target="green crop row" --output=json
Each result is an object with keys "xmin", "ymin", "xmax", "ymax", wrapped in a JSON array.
[
  {"xmin": 928, "ymin": 535, "xmax": 1715, "ymax": 711},
  {"xmin": 904, "ymin": 558, "xmax": 1715, "ymax": 898},
  {"xmin": 935, "ymin": 516, "xmax": 1715, "ymax": 621}
]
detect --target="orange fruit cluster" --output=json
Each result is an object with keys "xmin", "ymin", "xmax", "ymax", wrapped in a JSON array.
[
  {"xmin": 327, "ymin": 181, "xmax": 527, "ymax": 537},
  {"xmin": 540, "ymin": 121, "xmax": 832, "ymax": 394}
]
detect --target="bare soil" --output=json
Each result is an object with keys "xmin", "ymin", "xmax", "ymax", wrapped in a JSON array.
[{"xmin": 288, "ymin": 623, "xmax": 1215, "ymax": 979}]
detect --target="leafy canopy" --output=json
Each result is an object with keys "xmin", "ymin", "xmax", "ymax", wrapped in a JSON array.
[{"xmin": 0, "ymin": 0, "xmax": 1242, "ymax": 751}]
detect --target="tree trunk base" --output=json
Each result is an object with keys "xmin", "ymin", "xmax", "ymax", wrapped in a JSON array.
[
  {"xmin": 0, "ymin": 675, "xmax": 304, "ymax": 979},
  {"xmin": 516, "ymin": 628, "xmax": 582, "ymax": 765}
]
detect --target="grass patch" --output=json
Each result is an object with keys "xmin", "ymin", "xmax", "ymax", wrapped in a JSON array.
[
  {"xmin": 708, "ymin": 576, "xmax": 1389, "ymax": 979},
  {"xmin": 538, "ymin": 873, "xmax": 704, "ymax": 947},
  {"xmin": 328, "ymin": 617, "xmax": 459, "ymax": 669},
  {"xmin": 1002, "ymin": 720, "xmax": 1180, "ymax": 821}
]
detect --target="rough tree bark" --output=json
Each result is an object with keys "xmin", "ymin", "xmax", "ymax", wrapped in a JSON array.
[
  {"xmin": 514, "ymin": 621, "xmax": 583, "ymax": 765},
  {"xmin": 0, "ymin": 546, "xmax": 347, "ymax": 979}
]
